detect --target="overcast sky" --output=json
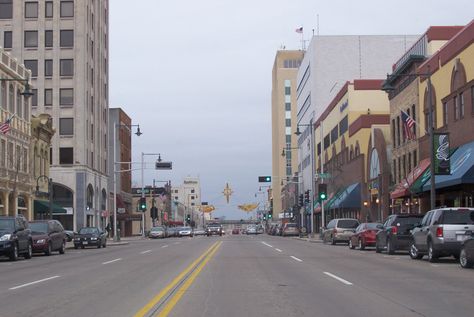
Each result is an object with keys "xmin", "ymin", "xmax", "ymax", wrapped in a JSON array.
[{"xmin": 109, "ymin": 0, "xmax": 474, "ymax": 220}]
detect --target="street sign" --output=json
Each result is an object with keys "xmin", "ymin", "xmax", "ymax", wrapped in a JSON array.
[
  {"xmin": 317, "ymin": 173, "xmax": 331, "ymax": 179},
  {"xmin": 155, "ymin": 161, "xmax": 172, "ymax": 170},
  {"xmin": 117, "ymin": 208, "xmax": 125, "ymax": 214}
]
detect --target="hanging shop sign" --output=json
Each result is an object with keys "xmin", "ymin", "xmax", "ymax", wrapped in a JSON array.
[{"xmin": 434, "ymin": 133, "xmax": 450, "ymax": 175}]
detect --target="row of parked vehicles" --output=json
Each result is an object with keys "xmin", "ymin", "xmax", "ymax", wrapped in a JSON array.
[
  {"xmin": 268, "ymin": 222, "xmax": 300, "ymax": 237},
  {"xmin": 0, "ymin": 215, "xmax": 108, "ymax": 261},
  {"xmin": 148, "ymin": 223, "xmax": 226, "ymax": 238},
  {"xmin": 320, "ymin": 207, "xmax": 474, "ymax": 269}
]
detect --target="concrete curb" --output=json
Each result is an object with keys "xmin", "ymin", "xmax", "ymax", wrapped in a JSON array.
[
  {"xmin": 292, "ymin": 237, "xmax": 323, "ymax": 243},
  {"xmin": 66, "ymin": 241, "xmax": 129, "ymax": 249}
]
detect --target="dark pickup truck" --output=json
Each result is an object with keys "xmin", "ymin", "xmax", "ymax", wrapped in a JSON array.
[{"xmin": 206, "ymin": 223, "xmax": 222, "ymax": 236}]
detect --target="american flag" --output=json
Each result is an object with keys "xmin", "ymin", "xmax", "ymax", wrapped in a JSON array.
[
  {"xmin": 401, "ymin": 110, "xmax": 416, "ymax": 140},
  {"xmin": 295, "ymin": 27, "xmax": 303, "ymax": 34},
  {"xmin": 0, "ymin": 115, "xmax": 14, "ymax": 134}
]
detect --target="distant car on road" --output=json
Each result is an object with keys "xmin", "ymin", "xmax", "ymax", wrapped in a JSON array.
[
  {"xmin": 74, "ymin": 227, "xmax": 107, "ymax": 249},
  {"xmin": 149, "ymin": 226, "xmax": 167, "ymax": 239},
  {"xmin": 206, "ymin": 223, "xmax": 223, "ymax": 236},
  {"xmin": 376, "ymin": 214, "xmax": 424, "ymax": 254},
  {"xmin": 246, "ymin": 225, "xmax": 257, "ymax": 235},
  {"xmin": 281, "ymin": 223, "xmax": 299, "ymax": 237},
  {"xmin": 409, "ymin": 208, "xmax": 474, "ymax": 262},
  {"xmin": 178, "ymin": 227, "xmax": 193, "ymax": 237},
  {"xmin": 322, "ymin": 218, "xmax": 360, "ymax": 245},
  {"xmin": 193, "ymin": 229, "xmax": 206, "ymax": 236},
  {"xmin": 232, "ymin": 228, "xmax": 240, "ymax": 234},
  {"xmin": 349, "ymin": 223, "xmax": 383, "ymax": 250},
  {"xmin": 166, "ymin": 227, "xmax": 179, "ymax": 237},
  {"xmin": 30, "ymin": 220, "xmax": 66, "ymax": 255},
  {"xmin": 0, "ymin": 216, "xmax": 33, "ymax": 261}
]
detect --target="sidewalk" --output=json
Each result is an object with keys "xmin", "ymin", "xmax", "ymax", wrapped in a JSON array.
[{"xmin": 292, "ymin": 236, "xmax": 323, "ymax": 243}]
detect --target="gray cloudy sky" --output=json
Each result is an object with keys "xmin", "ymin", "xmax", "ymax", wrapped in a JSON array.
[{"xmin": 109, "ymin": 0, "xmax": 473, "ymax": 219}]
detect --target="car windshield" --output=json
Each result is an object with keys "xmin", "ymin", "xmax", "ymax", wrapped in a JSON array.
[
  {"xmin": 0, "ymin": 219, "xmax": 15, "ymax": 230},
  {"xmin": 338, "ymin": 220, "xmax": 359, "ymax": 228},
  {"xmin": 151, "ymin": 227, "xmax": 164, "ymax": 231},
  {"xmin": 397, "ymin": 216, "xmax": 424, "ymax": 225},
  {"xmin": 366, "ymin": 223, "xmax": 383, "ymax": 230},
  {"xmin": 79, "ymin": 228, "xmax": 98, "ymax": 234},
  {"xmin": 181, "ymin": 227, "xmax": 191, "ymax": 230},
  {"xmin": 286, "ymin": 223, "xmax": 297, "ymax": 228},
  {"xmin": 442, "ymin": 210, "xmax": 474, "ymax": 224},
  {"xmin": 29, "ymin": 222, "xmax": 48, "ymax": 233}
]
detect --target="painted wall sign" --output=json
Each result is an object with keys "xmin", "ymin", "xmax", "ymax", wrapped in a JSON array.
[{"xmin": 339, "ymin": 100, "xmax": 349, "ymax": 113}]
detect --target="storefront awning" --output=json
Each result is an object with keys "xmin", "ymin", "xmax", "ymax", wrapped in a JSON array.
[
  {"xmin": 390, "ymin": 159, "xmax": 430, "ymax": 199},
  {"xmin": 34, "ymin": 200, "xmax": 67, "ymax": 214},
  {"xmin": 330, "ymin": 182, "xmax": 361, "ymax": 209},
  {"xmin": 422, "ymin": 140, "xmax": 474, "ymax": 191}
]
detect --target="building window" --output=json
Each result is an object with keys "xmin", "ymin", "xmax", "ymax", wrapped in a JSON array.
[
  {"xmin": 331, "ymin": 126, "xmax": 338, "ymax": 144},
  {"xmin": 24, "ymin": 60, "xmax": 38, "ymax": 77},
  {"xmin": 396, "ymin": 116, "xmax": 400, "ymax": 147},
  {"xmin": 59, "ymin": 88, "xmax": 73, "ymax": 105},
  {"xmin": 59, "ymin": 118, "xmax": 73, "ymax": 135},
  {"xmin": 60, "ymin": 30, "xmax": 74, "ymax": 47},
  {"xmin": 324, "ymin": 134, "xmax": 330, "ymax": 149},
  {"xmin": 59, "ymin": 148, "xmax": 73, "ymax": 164},
  {"xmin": 454, "ymin": 96, "xmax": 459, "ymax": 121},
  {"xmin": 44, "ymin": 30, "xmax": 53, "ymax": 48},
  {"xmin": 411, "ymin": 104, "xmax": 416, "ymax": 138},
  {"xmin": 460, "ymin": 93, "xmax": 464, "ymax": 119},
  {"xmin": 442, "ymin": 102, "xmax": 448, "ymax": 125},
  {"xmin": 60, "ymin": 1, "xmax": 74, "ymax": 17},
  {"xmin": 31, "ymin": 89, "xmax": 37, "ymax": 107},
  {"xmin": 44, "ymin": 89, "xmax": 52, "ymax": 106},
  {"xmin": 408, "ymin": 152, "xmax": 412, "ymax": 173},
  {"xmin": 91, "ymin": 123, "xmax": 94, "ymax": 141},
  {"xmin": 285, "ymin": 87, "xmax": 291, "ymax": 95},
  {"xmin": 24, "ymin": 31, "xmax": 38, "ymax": 48},
  {"xmin": 45, "ymin": 59, "xmax": 53, "ymax": 77},
  {"xmin": 413, "ymin": 150, "xmax": 417, "ymax": 169},
  {"xmin": 45, "ymin": 1, "xmax": 53, "ymax": 18},
  {"xmin": 60, "ymin": 59, "xmax": 74, "ymax": 76},
  {"xmin": 391, "ymin": 119, "xmax": 396, "ymax": 148},
  {"xmin": 0, "ymin": 0, "xmax": 13, "ymax": 19},
  {"xmin": 339, "ymin": 115, "xmax": 348, "ymax": 136},
  {"xmin": 25, "ymin": 2, "xmax": 38, "ymax": 18},
  {"xmin": 3, "ymin": 31, "xmax": 12, "ymax": 48},
  {"xmin": 285, "ymin": 119, "xmax": 291, "ymax": 127},
  {"xmin": 285, "ymin": 102, "xmax": 291, "ymax": 111}
]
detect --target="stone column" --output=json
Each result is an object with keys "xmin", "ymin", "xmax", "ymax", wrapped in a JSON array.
[
  {"xmin": 26, "ymin": 194, "xmax": 33, "ymax": 221},
  {"xmin": 1, "ymin": 191, "xmax": 9, "ymax": 216}
]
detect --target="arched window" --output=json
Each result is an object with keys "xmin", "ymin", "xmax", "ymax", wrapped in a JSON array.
[
  {"xmin": 87, "ymin": 184, "xmax": 94, "ymax": 209},
  {"xmin": 369, "ymin": 149, "xmax": 380, "ymax": 180},
  {"xmin": 16, "ymin": 89, "xmax": 22, "ymax": 118},
  {"xmin": 101, "ymin": 189, "xmax": 107, "ymax": 211},
  {"xmin": 355, "ymin": 142, "xmax": 360, "ymax": 157},
  {"xmin": 350, "ymin": 145, "xmax": 354, "ymax": 160},
  {"xmin": 423, "ymin": 84, "xmax": 437, "ymax": 130}
]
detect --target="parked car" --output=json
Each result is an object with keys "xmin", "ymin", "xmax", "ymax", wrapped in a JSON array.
[
  {"xmin": 0, "ymin": 216, "xmax": 32, "ymax": 261},
  {"xmin": 459, "ymin": 236, "xmax": 474, "ymax": 268},
  {"xmin": 246, "ymin": 225, "xmax": 257, "ymax": 235},
  {"xmin": 30, "ymin": 220, "xmax": 66, "ymax": 255},
  {"xmin": 74, "ymin": 227, "xmax": 107, "ymax": 249},
  {"xmin": 322, "ymin": 218, "xmax": 360, "ymax": 245},
  {"xmin": 256, "ymin": 225, "xmax": 264, "ymax": 234},
  {"xmin": 206, "ymin": 223, "xmax": 223, "ymax": 236},
  {"xmin": 409, "ymin": 208, "xmax": 474, "ymax": 262},
  {"xmin": 64, "ymin": 230, "xmax": 74, "ymax": 242},
  {"xmin": 149, "ymin": 226, "xmax": 167, "ymax": 239},
  {"xmin": 193, "ymin": 229, "xmax": 206, "ymax": 236},
  {"xmin": 376, "ymin": 214, "xmax": 424, "ymax": 254},
  {"xmin": 282, "ymin": 223, "xmax": 299, "ymax": 237},
  {"xmin": 232, "ymin": 228, "xmax": 240, "ymax": 234},
  {"xmin": 349, "ymin": 223, "xmax": 383, "ymax": 250},
  {"xmin": 178, "ymin": 226, "xmax": 193, "ymax": 237}
]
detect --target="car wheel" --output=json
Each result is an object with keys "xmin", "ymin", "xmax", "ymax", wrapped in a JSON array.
[
  {"xmin": 59, "ymin": 241, "xmax": 66, "ymax": 254},
  {"xmin": 375, "ymin": 240, "xmax": 382, "ymax": 253},
  {"xmin": 359, "ymin": 238, "xmax": 365, "ymax": 250},
  {"xmin": 387, "ymin": 239, "xmax": 395, "ymax": 255},
  {"xmin": 81, "ymin": 245, "xmax": 85, "ymax": 249},
  {"xmin": 459, "ymin": 248, "xmax": 473, "ymax": 268},
  {"xmin": 24, "ymin": 241, "xmax": 33, "ymax": 259},
  {"xmin": 45, "ymin": 242, "xmax": 52, "ymax": 256},
  {"xmin": 428, "ymin": 241, "xmax": 438, "ymax": 263},
  {"xmin": 74, "ymin": 245, "xmax": 78, "ymax": 249},
  {"xmin": 409, "ymin": 241, "xmax": 423, "ymax": 260},
  {"xmin": 349, "ymin": 239, "xmax": 355, "ymax": 249},
  {"xmin": 103, "ymin": 240, "xmax": 107, "ymax": 248},
  {"xmin": 9, "ymin": 243, "xmax": 19, "ymax": 261},
  {"xmin": 331, "ymin": 236, "xmax": 336, "ymax": 245},
  {"xmin": 97, "ymin": 242, "xmax": 101, "ymax": 249}
]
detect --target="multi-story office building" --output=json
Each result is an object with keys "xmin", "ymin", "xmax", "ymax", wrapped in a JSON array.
[
  {"xmin": 0, "ymin": 1, "xmax": 110, "ymax": 230},
  {"xmin": 271, "ymin": 50, "xmax": 304, "ymax": 218},
  {"xmin": 296, "ymin": 35, "xmax": 418, "ymax": 232},
  {"xmin": 171, "ymin": 177, "xmax": 202, "ymax": 226}
]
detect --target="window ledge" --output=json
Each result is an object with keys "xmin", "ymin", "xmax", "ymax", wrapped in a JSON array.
[
  {"xmin": 59, "ymin": 135, "xmax": 74, "ymax": 138},
  {"xmin": 60, "ymin": 105, "xmax": 74, "ymax": 108},
  {"xmin": 60, "ymin": 76, "xmax": 74, "ymax": 79}
]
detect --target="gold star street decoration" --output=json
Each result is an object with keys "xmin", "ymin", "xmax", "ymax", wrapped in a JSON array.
[
  {"xmin": 223, "ymin": 183, "xmax": 233, "ymax": 204},
  {"xmin": 237, "ymin": 203, "xmax": 259, "ymax": 213}
]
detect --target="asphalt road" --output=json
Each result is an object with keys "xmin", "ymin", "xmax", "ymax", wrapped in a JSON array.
[{"xmin": 0, "ymin": 234, "xmax": 472, "ymax": 317}]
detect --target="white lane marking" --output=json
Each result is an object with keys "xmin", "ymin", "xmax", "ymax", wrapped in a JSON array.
[
  {"xmin": 261, "ymin": 242, "xmax": 273, "ymax": 248},
  {"xmin": 275, "ymin": 248, "xmax": 282, "ymax": 252},
  {"xmin": 102, "ymin": 258, "xmax": 122, "ymax": 265},
  {"xmin": 162, "ymin": 245, "xmax": 169, "ymax": 248},
  {"xmin": 290, "ymin": 256, "xmax": 303, "ymax": 262},
  {"xmin": 9, "ymin": 276, "xmax": 60, "ymax": 290},
  {"xmin": 174, "ymin": 242, "xmax": 181, "ymax": 245},
  {"xmin": 323, "ymin": 272, "xmax": 353, "ymax": 285},
  {"xmin": 140, "ymin": 250, "xmax": 152, "ymax": 254},
  {"xmin": 430, "ymin": 264, "xmax": 440, "ymax": 267}
]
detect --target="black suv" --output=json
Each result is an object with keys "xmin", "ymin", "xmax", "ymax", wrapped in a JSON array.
[
  {"xmin": 376, "ymin": 214, "xmax": 424, "ymax": 254},
  {"xmin": 0, "ymin": 216, "xmax": 33, "ymax": 261},
  {"xmin": 206, "ymin": 223, "xmax": 223, "ymax": 236}
]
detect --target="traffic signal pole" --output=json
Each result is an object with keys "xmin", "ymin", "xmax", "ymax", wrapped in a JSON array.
[
  {"xmin": 320, "ymin": 122, "xmax": 325, "ymax": 232},
  {"xmin": 141, "ymin": 152, "xmax": 145, "ymax": 238}
]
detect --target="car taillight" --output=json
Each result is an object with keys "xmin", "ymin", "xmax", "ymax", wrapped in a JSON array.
[
  {"xmin": 391, "ymin": 226, "xmax": 398, "ymax": 235},
  {"xmin": 436, "ymin": 227, "xmax": 443, "ymax": 238}
]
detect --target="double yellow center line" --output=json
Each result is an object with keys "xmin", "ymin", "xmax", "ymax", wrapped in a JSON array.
[{"xmin": 134, "ymin": 241, "xmax": 222, "ymax": 317}]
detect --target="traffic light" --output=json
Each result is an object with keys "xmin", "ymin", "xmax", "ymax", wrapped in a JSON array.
[
  {"xmin": 299, "ymin": 194, "xmax": 304, "ymax": 206},
  {"xmin": 318, "ymin": 183, "xmax": 328, "ymax": 201},
  {"xmin": 263, "ymin": 214, "xmax": 267, "ymax": 220},
  {"xmin": 139, "ymin": 197, "xmax": 147, "ymax": 211},
  {"xmin": 258, "ymin": 176, "xmax": 271, "ymax": 182},
  {"xmin": 268, "ymin": 213, "xmax": 273, "ymax": 220},
  {"xmin": 304, "ymin": 190, "xmax": 310, "ymax": 204},
  {"xmin": 186, "ymin": 214, "xmax": 191, "ymax": 223}
]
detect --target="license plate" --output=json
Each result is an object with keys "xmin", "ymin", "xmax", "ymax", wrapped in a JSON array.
[
  {"xmin": 83, "ymin": 241, "xmax": 88, "ymax": 245},
  {"xmin": 456, "ymin": 235, "xmax": 468, "ymax": 242}
]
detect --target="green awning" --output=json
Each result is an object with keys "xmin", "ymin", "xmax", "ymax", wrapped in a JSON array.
[{"xmin": 34, "ymin": 200, "xmax": 67, "ymax": 214}]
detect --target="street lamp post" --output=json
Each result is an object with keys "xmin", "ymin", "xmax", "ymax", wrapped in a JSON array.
[
  {"xmin": 0, "ymin": 77, "xmax": 34, "ymax": 98},
  {"xmin": 35, "ymin": 176, "xmax": 53, "ymax": 220},
  {"xmin": 113, "ymin": 123, "xmax": 141, "ymax": 242},
  {"xmin": 382, "ymin": 70, "xmax": 436, "ymax": 210},
  {"xmin": 141, "ymin": 153, "xmax": 162, "ymax": 238}
]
